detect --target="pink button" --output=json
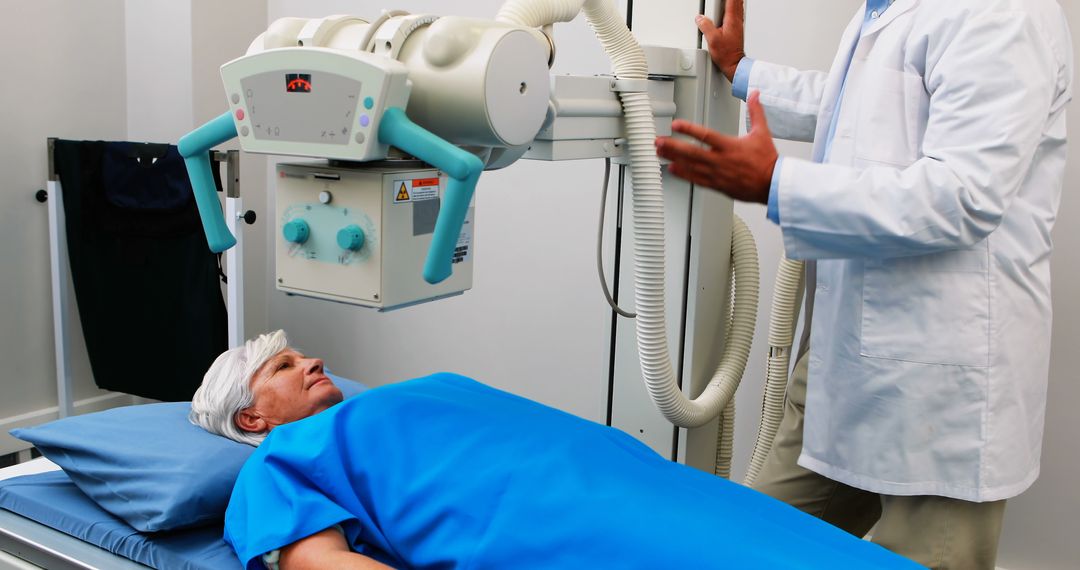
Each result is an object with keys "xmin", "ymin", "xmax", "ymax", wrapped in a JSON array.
[{"xmin": 235, "ymin": 109, "xmax": 245, "ymax": 121}]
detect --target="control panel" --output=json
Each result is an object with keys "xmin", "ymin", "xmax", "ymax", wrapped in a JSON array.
[
  {"xmin": 222, "ymin": 47, "xmax": 411, "ymax": 162},
  {"xmin": 276, "ymin": 162, "xmax": 475, "ymax": 310}
]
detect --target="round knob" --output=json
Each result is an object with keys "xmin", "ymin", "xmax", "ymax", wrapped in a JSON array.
[
  {"xmin": 283, "ymin": 219, "xmax": 310, "ymax": 244},
  {"xmin": 241, "ymin": 210, "xmax": 257, "ymax": 225},
  {"xmin": 336, "ymin": 225, "xmax": 365, "ymax": 251}
]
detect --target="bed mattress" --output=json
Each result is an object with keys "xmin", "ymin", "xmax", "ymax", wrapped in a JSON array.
[{"xmin": 0, "ymin": 470, "xmax": 242, "ymax": 570}]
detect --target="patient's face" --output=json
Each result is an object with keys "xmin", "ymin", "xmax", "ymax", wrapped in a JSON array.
[{"xmin": 237, "ymin": 348, "xmax": 344, "ymax": 434}]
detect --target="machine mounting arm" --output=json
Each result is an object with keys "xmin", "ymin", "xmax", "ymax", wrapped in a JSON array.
[{"xmin": 179, "ymin": 111, "xmax": 239, "ymax": 253}]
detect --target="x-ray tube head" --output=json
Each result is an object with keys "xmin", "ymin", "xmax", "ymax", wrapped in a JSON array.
[{"xmin": 396, "ymin": 17, "xmax": 551, "ymax": 148}]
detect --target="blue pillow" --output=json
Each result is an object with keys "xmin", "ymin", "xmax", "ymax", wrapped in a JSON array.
[{"xmin": 10, "ymin": 373, "xmax": 365, "ymax": 532}]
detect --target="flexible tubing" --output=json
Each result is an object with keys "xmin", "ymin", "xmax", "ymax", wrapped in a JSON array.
[
  {"xmin": 496, "ymin": 0, "xmax": 586, "ymax": 27},
  {"xmin": 714, "ymin": 399, "xmax": 735, "ymax": 479},
  {"xmin": 711, "ymin": 218, "xmax": 761, "ymax": 477},
  {"xmin": 596, "ymin": 157, "xmax": 636, "ymax": 318},
  {"xmin": 743, "ymin": 257, "xmax": 804, "ymax": 486},
  {"xmin": 498, "ymin": 0, "xmax": 758, "ymax": 428}
]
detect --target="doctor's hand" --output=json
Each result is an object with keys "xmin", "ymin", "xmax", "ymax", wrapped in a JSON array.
[
  {"xmin": 698, "ymin": 0, "xmax": 745, "ymax": 81},
  {"xmin": 654, "ymin": 91, "xmax": 777, "ymax": 205}
]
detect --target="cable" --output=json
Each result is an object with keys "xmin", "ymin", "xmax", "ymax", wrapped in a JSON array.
[{"xmin": 597, "ymin": 157, "xmax": 636, "ymax": 318}]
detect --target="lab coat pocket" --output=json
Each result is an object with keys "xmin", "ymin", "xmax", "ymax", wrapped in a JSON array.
[
  {"xmin": 860, "ymin": 250, "xmax": 990, "ymax": 368},
  {"xmin": 853, "ymin": 64, "xmax": 927, "ymax": 167}
]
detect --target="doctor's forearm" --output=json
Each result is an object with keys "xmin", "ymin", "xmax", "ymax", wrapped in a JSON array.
[
  {"xmin": 777, "ymin": 10, "xmax": 1058, "ymax": 261},
  {"xmin": 742, "ymin": 60, "xmax": 827, "ymax": 143}
]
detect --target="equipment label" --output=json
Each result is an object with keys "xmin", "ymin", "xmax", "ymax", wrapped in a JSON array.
[
  {"xmin": 453, "ymin": 208, "xmax": 475, "ymax": 265},
  {"xmin": 393, "ymin": 177, "xmax": 440, "ymax": 204}
]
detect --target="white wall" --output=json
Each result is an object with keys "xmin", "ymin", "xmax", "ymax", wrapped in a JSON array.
[
  {"xmin": 124, "ymin": 0, "xmax": 270, "ymax": 341},
  {"xmin": 190, "ymin": 0, "xmax": 271, "ymax": 341},
  {"xmin": 0, "ymin": 0, "xmax": 129, "ymax": 452},
  {"xmin": 125, "ymin": 0, "xmax": 193, "ymax": 142},
  {"xmin": 995, "ymin": 2, "xmax": 1080, "ymax": 567}
]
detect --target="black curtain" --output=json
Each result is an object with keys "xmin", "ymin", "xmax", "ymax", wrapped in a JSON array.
[{"xmin": 54, "ymin": 139, "xmax": 228, "ymax": 401}]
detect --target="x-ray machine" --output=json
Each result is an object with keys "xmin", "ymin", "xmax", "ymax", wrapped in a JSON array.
[{"xmin": 180, "ymin": 0, "xmax": 800, "ymax": 478}]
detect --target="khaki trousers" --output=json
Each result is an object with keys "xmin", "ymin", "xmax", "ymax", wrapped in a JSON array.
[{"xmin": 752, "ymin": 350, "xmax": 1007, "ymax": 569}]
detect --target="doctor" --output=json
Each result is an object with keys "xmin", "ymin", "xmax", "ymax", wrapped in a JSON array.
[{"xmin": 655, "ymin": 0, "xmax": 1072, "ymax": 567}]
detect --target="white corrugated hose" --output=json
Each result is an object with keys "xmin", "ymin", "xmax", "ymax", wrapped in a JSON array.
[
  {"xmin": 498, "ymin": 0, "xmax": 758, "ymax": 429},
  {"xmin": 497, "ymin": 1, "xmax": 797, "ymax": 483},
  {"xmin": 743, "ymin": 257, "xmax": 803, "ymax": 485}
]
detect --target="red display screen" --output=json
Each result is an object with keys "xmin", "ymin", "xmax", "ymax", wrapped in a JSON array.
[{"xmin": 285, "ymin": 73, "xmax": 312, "ymax": 93}]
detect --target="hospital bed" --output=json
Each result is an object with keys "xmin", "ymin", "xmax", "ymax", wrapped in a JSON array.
[
  {"xmin": 0, "ymin": 459, "xmax": 241, "ymax": 570},
  {"xmin": 0, "ymin": 372, "xmax": 370, "ymax": 570}
]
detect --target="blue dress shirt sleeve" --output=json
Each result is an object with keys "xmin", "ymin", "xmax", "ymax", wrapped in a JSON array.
[
  {"xmin": 731, "ymin": 57, "xmax": 755, "ymax": 101},
  {"xmin": 767, "ymin": 157, "xmax": 783, "ymax": 224}
]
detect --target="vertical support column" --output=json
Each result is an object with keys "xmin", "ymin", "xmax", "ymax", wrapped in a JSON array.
[
  {"xmin": 608, "ymin": 0, "xmax": 742, "ymax": 473},
  {"xmin": 46, "ymin": 138, "xmax": 75, "ymax": 419},
  {"xmin": 220, "ymin": 150, "xmax": 245, "ymax": 349}
]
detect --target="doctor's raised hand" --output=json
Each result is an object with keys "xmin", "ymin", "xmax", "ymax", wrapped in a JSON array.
[
  {"xmin": 696, "ymin": 0, "xmax": 745, "ymax": 82},
  {"xmin": 654, "ymin": 0, "xmax": 776, "ymax": 204},
  {"xmin": 654, "ymin": 91, "xmax": 777, "ymax": 204}
]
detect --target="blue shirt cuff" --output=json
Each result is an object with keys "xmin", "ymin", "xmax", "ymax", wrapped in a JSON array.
[
  {"xmin": 767, "ymin": 157, "xmax": 782, "ymax": 225},
  {"xmin": 731, "ymin": 57, "xmax": 755, "ymax": 101}
]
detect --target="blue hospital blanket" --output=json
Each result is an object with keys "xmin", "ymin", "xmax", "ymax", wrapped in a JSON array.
[{"xmin": 226, "ymin": 373, "xmax": 922, "ymax": 569}]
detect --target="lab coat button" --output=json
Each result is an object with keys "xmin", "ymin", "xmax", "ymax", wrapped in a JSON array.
[{"xmin": 871, "ymin": 10, "xmax": 880, "ymax": 19}]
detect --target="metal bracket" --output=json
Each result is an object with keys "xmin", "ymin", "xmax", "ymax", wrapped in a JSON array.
[
  {"xmin": 212, "ymin": 150, "xmax": 241, "ymax": 198},
  {"xmin": 47, "ymin": 137, "xmax": 57, "ymax": 181},
  {"xmin": 609, "ymin": 78, "xmax": 650, "ymax": 93}
]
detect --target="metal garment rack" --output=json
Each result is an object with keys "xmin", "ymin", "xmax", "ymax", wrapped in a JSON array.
[{"xmin": 44, "ymin": 138, "xmax": 247, "ymax": 419}]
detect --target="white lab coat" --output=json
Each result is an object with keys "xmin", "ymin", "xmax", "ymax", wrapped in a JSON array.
[{"xmin": 748, "ymin": 0, "xmax": 1073, "ymax": 501}]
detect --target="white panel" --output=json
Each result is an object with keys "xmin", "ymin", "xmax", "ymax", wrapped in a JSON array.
[
  {"xmin": 631, "ymin": 0, "xmax": 703, "ymax": 49},
  {"xmin": 610, "ymin": 169, "xmax": 694, "ymax": 457},
  {"xmin": 125, "ymin": 0, "xmax": 194, "ymax": 142}
]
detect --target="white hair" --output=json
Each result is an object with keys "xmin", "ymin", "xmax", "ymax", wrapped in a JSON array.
[{"xmin": 189, "ymin": 330, "xmax": 288, "ymax": 446}]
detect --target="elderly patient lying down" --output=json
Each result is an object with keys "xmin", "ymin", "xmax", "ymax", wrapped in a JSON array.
[{"xmin": 191, "ymin": 330, "xmax": 921, "ymax": 570}]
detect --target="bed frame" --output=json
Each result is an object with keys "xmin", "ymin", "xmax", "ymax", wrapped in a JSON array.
[{"xmin": 0, "ymin": 511, "xmax": 149, "ymax": 570}]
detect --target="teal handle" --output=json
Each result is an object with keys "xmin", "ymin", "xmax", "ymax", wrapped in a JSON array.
[
  {"xmin": 378, "ymin": 107, "xmax": 483, "ymax": 284},
  {"xmin": 178, "ymin": 111, "xmax": 238, "ymax": 253}
]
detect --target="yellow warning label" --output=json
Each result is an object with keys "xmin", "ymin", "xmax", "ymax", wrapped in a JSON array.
[{"xmin": 395, "ymin": 182, "xmax": 410, "ymax": 203}]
